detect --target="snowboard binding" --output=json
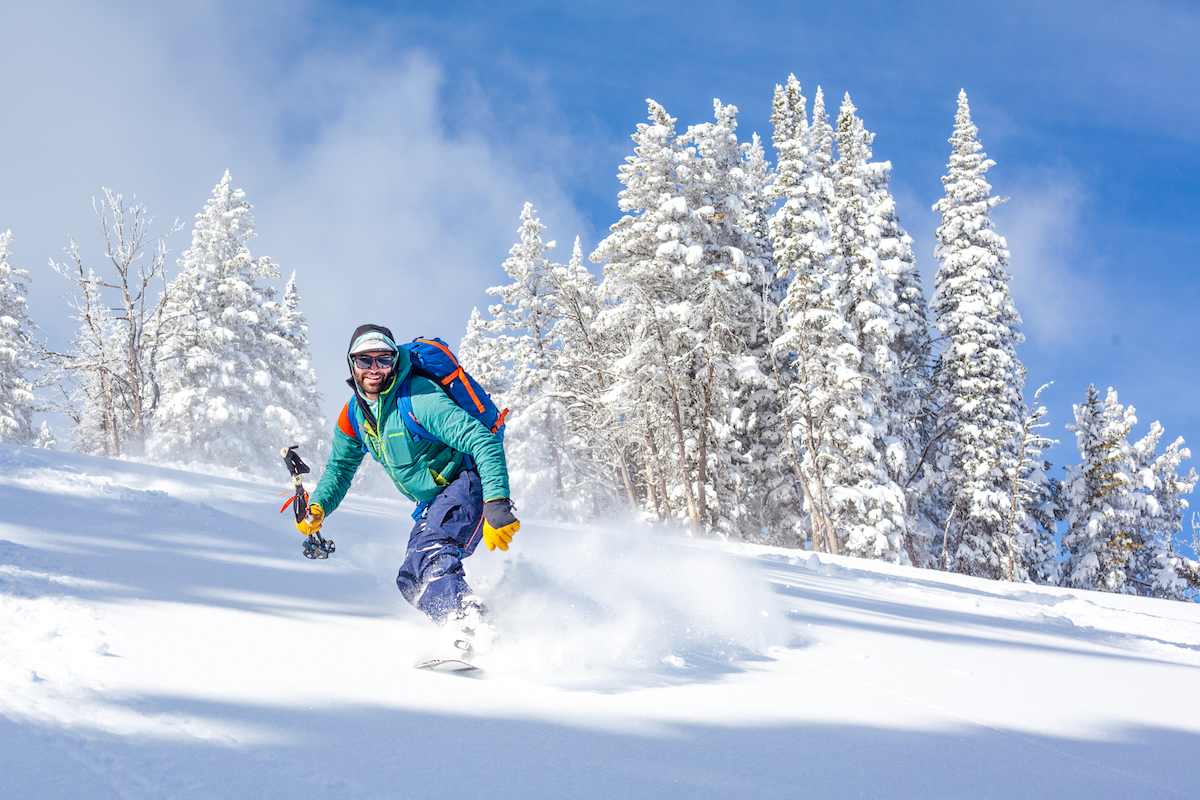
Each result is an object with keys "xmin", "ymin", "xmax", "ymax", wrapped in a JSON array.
[{"xmin": 280, "ymin": 446, "xmax": 335, "ymax": 560}]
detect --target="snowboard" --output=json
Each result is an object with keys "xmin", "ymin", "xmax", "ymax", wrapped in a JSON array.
[{"xmin": 414, "ymin": 658, "xmax": 481, "ymax": 675}]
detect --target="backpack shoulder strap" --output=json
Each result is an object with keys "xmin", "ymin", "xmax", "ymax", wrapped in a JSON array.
[
  {"xmin": 396, "ymin": 373, "xmax": 439, "ymax": 444},
  {"xmin": 337, "ymin": 402, "xmax": 357, "ymax": 439},
  {"xmin": 341, "ymin": 397, "xmax": 370, "ymax": 453},
  {"xmin": 413, "ymin": 337, "xmax": 487, "ymax": 413}
]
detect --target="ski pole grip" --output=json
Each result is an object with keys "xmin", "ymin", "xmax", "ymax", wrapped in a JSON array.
[{"xmin": 281, "ymin": 446, "xmax": 311, "ymax": 481}]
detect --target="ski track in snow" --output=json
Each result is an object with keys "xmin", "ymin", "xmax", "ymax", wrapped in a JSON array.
[{"xmin": 2, "ymin": 444, "xmax": 1199, "ymax": 799}]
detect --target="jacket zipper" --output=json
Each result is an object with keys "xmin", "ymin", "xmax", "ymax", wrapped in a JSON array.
[{"xmin": 361, "ymin": 394, "xmax": 417, "ymax": 502}]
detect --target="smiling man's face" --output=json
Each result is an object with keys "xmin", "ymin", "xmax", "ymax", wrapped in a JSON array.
[{"xmin": 352, "ymin": 350, "xmax": 395, "ymax": 400}]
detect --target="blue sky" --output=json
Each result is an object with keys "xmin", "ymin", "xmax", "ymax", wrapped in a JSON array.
[{"xmin": 1, "ymin": 1, "xmax": 1197, "ymax": 483}]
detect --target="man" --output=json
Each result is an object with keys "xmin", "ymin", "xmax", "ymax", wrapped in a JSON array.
[{"xmin": 297, "ymin": 324, "xmax": 519, "ymax": 655}]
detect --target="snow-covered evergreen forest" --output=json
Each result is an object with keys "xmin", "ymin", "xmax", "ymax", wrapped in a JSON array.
[
  {"xmin": 460, "ymin": 83, "xmax": 1200, "ymax": 600},
  {"xmin": 2, "ymin": 173, "xmax": 325, "ymax": 476},
  {"xmin": 2, "ymin": 83, "xmax": 1196, "ymax": 600}
]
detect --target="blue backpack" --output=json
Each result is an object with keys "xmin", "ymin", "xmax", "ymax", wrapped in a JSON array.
[
  {"xmin": 398, "ymin": 337, "xmax": 508, "ymax": 442},
  {"xmin": 349, "ymin": 337, "xmax": 508, "ymax": 445}
]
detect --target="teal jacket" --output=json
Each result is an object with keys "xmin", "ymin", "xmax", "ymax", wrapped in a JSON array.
[{"xmin": 310, "ymin": 347, "xmax": 509, "ymax": 515}]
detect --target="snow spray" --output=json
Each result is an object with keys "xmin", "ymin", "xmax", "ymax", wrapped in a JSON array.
[{"xmin": 458, "ymin": 519, "xmax": 789, "ymax": 687}]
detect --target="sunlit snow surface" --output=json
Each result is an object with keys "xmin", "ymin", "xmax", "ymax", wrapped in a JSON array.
[{"xmin": 2, "ymin": 444, "xmax": 1199, "ymax": 799}]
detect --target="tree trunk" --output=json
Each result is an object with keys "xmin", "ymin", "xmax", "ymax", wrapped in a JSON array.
[
  {"xmin": 805, "ymin": 407, "xmax": 840, "ymax": 556},
  {"xmin": 1005, "ymin": 431, "xmax": 1032, "ymax": 582},
  {"xmin": 126, "ymin": 319, "xmax": 145, "ymax": 456},
  {"xmin": 645, "ymin": 430, "xmax": 672, "ymax": 519},
  {"xmin": 645, "ymin": 456, "xmax": 661, "ymax": 519},
  {"xmin": 647, "ymin": 303, "xmax": 698, "ymax": 523},
  {"xmin": 696, "ymin": 290, "xmax": 720, "ymax": 529},
  {"xmin": 770, "ymin": 353, "xmax": 826, "ymax": 552},
  {"xmin": 532, "ymin": 324, "xmax": 564, "ymax": 500},
  {"xmin": 544, "ymin": 402, "xmax": 564, "ymax": 499},
  {"xmin": 941, "ymin": 504, "xmax": 957, "ymax": 571},
  {"xmin": 697, "ymin": 387, "xmax": 709, "ymax": 527},
  {"xmin": 792, "ymin": 325, "xmax": 839, "ymax": 555},
  {"xmin": 100, "ymin": 370, "xmax": 120, "ymax": 458},
  {"xmin": 617, "ymin": 449, "xmax": 639, "ymax": 512}
]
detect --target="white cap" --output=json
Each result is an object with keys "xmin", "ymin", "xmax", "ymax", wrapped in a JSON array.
[{"xmin": 349, "ymin": 333, "xmax": 398, "ymax": 355}]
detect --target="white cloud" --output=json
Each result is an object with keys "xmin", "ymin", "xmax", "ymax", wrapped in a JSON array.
[{"xmin": 993, "ymin": 174, "xmax": 1107, "ymax": 350}]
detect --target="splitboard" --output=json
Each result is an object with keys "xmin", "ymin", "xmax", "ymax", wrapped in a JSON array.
[{"xmin": 415, "ymin": 658, "xmax": 482, "ymax": 675}]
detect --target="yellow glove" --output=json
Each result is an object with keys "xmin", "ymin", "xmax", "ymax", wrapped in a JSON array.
[
  {"xmin": 482, "ymin": 499, "xmax": 519, "ymax": 551},
  {"xmin": 297, "ymin": 503, "xmax": 324, "ymax": 535}
]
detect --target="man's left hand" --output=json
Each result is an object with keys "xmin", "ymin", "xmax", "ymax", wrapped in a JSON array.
[{"xmin": 482, "ymin": 498, "xmax": 519, "ymax": 551}]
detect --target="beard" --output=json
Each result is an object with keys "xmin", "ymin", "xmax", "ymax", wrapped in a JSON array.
[{"xmin": 357, "ymin": 369, "xmax": 391, "ymax": 394}]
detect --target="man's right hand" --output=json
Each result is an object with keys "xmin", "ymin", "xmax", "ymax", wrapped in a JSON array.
[{"xmin": 297, "ymin": 503, "xmax": 325, "ymax": 535}]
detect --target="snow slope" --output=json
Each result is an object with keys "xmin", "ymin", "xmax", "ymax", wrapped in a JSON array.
[{"xmin": 2, "ymin": 444, "xmax": 1198, "ymax": 799}]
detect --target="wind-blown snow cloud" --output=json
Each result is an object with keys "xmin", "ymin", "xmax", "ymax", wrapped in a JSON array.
[
  {"xmin": 254, "ymin": 51, "xmax": 586, "ymax": 393},
  {"xmin": 0, "ymin": 2, "xmax": 587, "ymax": 423}
]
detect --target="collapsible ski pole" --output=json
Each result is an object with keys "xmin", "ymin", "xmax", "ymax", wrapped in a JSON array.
[
  {"xmin": 281, "ymin": 445, "xmax": 310, "ymax": 522},
  {"xmin": 280, "ymin": 446, "xmax": 335, "ymax": 560}
]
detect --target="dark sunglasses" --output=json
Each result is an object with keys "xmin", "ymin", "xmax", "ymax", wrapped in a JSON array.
[{"xmin": 352, "ymin": 354, "xmax": 396, "ymax": 370}]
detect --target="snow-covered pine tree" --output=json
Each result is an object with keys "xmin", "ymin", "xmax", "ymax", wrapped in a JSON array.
[
  {"xmin": 459, "ymin": 306, "xmax": 513, "ymax": 398},
  {"xmin": 1062, "ymin": 385, "xmax": 1143, "ymax": 593},
  {"xmin": 0, "ymin": 231, "xmax": 38, "ymax": 446},
  {"xmin": 826, "ymin": 93, "xmax": 909, "ymax": 562},
  {"xmin": 1003, "ymin": 383, "xmax": 1061, "ymax": 583},
  {"xmin": 762, "ymin": 76, "xmax": 813, "ymax": 546},
  {"xmin": 768, "ymin": 80, "xmax": 849, "ymax": 554},
  {"xmin": 34, "ymin": 421, "xmax": 55, "ymax": 450},
  {"xmin": 152, "ymin": 171, "xmax": 297, "ymax": 474},
  {"xmin": 593, "ymin": 100, "xmax": 703, "ymax": 526},
  {"xmin": 1131, "ymin": 418, "xmax": 1197, "ymax": 599},
  {"xmin": 864, "ymin": 132, "xmax": 938, "ymax": 564},
  {"xmin": 677, "ymin": 99, "xmax": 765, "ymax": 536},
  {"xmin": 262, "ymin": 271, "xmax": 325, "ymax": 458},
  {"xmin": 544, "ymin": 237, "xmax": 631, "ymax": 515},
  {"xmin": 477, "ymin": 203, "xmax": 568, "ymax": 514},
  {"xmin": 929, "ymin": 90, "xmax": 1028, "ymax": 578},
  {"xmin": 734, "ymin": 131, "xmax": 800, "ymax": 543},
  {"xmin": 1060, "ymin": 385, "xmax": 1196, "ymax": 598},
  {"xmin": 592, "ymin": 98, "xmax": 770, "ymax": 535}
]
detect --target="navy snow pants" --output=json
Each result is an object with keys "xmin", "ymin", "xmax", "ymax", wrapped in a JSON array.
[{"xmin": 395, "ymin": 469, "xmax": 485, "ymax": 624}]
